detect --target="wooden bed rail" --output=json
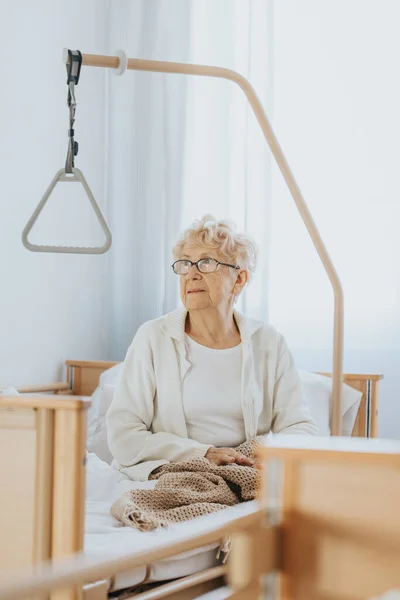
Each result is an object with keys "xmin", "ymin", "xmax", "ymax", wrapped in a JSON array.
[
  {"xmin": 16, "ymin": 382, "xmax": 71, "ymax": 394},
  {"xmin": 0, "ymin": 392, "xmax": 90, "ymax": 596},
  {"xmin": 0, "ymin": 394, "xmax": 90, "ymax": 410},
  {"xmin": 130, "ymin": 565, "xmax": 226, "ymax": 600},
  {"xmin": 0, "ymin": 506, "xmax": 272, "ymax": 600}
]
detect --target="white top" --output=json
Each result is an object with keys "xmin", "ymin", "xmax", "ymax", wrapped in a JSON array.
[
  {"xmin": 182, "ymin": 335, "xmax": 246, "ymax": 448},
  {"xmin": 106, "ymin": 308, "xmax": 317, "ymax": 481}
]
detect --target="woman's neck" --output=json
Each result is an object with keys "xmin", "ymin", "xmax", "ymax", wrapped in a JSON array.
[{"xmin": 185, "ymin": 308, "xmax": 241, "ymax": 349}]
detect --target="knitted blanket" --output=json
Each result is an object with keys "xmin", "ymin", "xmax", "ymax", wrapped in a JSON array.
[{"xmin": 111, "ymin": 438, "xmax": 262, "ymax": 531}]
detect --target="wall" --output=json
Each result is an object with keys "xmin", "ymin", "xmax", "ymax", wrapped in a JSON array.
[
  {"xmin": 270, "ymin": 0, "xmax": 400, "ymax": 438},
  {"xmin": 0, "ymin": 0, "xmax": 109, "ymax": 386}
]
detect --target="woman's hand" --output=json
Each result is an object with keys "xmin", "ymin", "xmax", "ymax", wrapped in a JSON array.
[{"xmin": 205, "ymin": 447, "xmax": 254, "ymax": 466}]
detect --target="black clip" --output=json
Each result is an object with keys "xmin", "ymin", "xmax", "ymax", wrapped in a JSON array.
[{"xmin": 66, "ymin": 50, "xmax": 82, "ymax": 85}]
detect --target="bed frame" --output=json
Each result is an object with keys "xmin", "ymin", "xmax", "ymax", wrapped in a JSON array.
[
  {"xmin": 0, "ymin": 361, "xmax": 384, "ymax": 600},
  {"xmin": 2, "ymin": 436, "xmax": 400, "ymax": 600}
]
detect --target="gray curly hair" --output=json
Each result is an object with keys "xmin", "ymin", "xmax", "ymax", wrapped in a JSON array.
[{"xmin": 173, "ymin": 214, "xmax": 259, "ymax": 281}]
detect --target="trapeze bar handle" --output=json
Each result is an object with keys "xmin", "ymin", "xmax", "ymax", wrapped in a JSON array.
[{"xmin": 22, "ymin": 168, "xmax": 112, "ymax": 255}]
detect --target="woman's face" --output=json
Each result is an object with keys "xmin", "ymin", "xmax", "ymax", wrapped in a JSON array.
[{"xmin": 178, "ymin": 244, "xmax": 248, "ymax": 311}]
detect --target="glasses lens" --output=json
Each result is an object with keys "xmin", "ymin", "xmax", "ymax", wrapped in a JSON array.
[
  {"xmin": 173, "ymin": 260, "xmax": 191, "ymax": 274},
  {"xmin": 198, "ymin": 258, "xmax": 217, "ymax": 273}
]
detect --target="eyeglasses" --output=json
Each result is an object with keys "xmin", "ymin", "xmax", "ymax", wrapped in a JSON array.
[{"xmin": 171, "ymin": 257, "xmax": 240, "ymax": 275}]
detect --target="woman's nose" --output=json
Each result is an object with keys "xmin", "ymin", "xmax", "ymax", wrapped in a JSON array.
[{"xmin": 187, "ymin": 264, "xmax": 201, "ymax": 278}]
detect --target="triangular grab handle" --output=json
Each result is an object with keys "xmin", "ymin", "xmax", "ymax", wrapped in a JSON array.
[{"xmin": 22, "ymin": 168, "xmax": 112, "ymax": 254}]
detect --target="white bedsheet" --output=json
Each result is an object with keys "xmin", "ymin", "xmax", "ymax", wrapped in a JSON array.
[{"xmin": 84, "ymin": 453, "xmax": 224, "ymax": 592}]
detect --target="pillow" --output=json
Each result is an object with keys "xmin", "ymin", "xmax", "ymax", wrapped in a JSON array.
[
  {"xmin": 299, "ymin": 370, "xmax": 362, "ymax": 436},
  {"xmin": 87, "ymin": 364, "xmax": 122, "ymax": 464},
  {"xmin": 87, "ymin": 384, "xmax": 116, "ymax": 464}
]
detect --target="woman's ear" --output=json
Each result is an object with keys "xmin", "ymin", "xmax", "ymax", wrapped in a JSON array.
[{"xmin": 232, "ymin": 268, "xmax": 249, "ymax": 296}]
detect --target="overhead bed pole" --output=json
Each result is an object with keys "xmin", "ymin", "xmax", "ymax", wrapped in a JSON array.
[{"xmin": 63, "ymin": 50, "xmax": 343, "ymax": 434}]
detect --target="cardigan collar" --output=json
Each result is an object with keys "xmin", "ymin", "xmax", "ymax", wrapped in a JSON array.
[{"xmin": 160, "ymin": 307, "xmax": 264, "ymax": 344}]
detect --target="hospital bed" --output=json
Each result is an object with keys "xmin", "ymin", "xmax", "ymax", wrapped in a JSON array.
[
  {"xmin": 1, "ymin": 426, "xmax": 400, "ymax": 600},
  {"xmin": 0, "ymin": 359, "xmax": 383, "ymax": 599}
]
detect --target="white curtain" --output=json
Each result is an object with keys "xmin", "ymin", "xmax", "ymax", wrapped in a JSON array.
[
  {"xmin": 182, "ymin": 1, "xmax": 274, "ymax": 321},
  {"xmin": 270, "ymin": 0, "xmax": 400, "ymax": 439},
  {"xmin": 106, "ymin": 0, "xmax": 192, "ymax": 358},
  {"xmin": 106, "ymin": 0, "xmax": 274, "ymax": 359}
]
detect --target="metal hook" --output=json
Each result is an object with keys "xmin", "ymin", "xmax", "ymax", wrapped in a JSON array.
[{"xmin": 65, "ymin": 51, "xmax": 82, "ymax": 173}]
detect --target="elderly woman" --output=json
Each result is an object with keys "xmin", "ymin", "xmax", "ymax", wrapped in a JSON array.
[{"xmin": 107, "ymin": 215, "xmax": 317, "ymax": 481}]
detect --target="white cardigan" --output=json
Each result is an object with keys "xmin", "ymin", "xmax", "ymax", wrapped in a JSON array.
[{"xmin": 106, "ymin": 308, "xmax": 317, "ymax": 481}]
